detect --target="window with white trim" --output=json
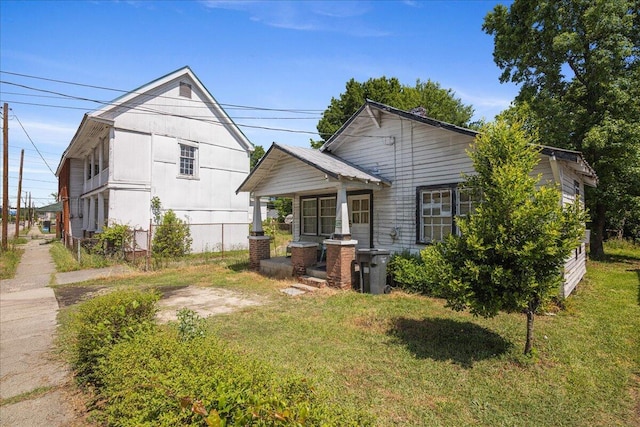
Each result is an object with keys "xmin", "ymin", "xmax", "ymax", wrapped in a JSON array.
[
  {"xmin": 179, "ymin": 143, "xmax": 197, "ymax": 177},
  {"xmin": 420, "ymin": 188, "xmax": 453, "ymax": 243},
  {"xmin": 319, "ymin": 197, "xmax": 336, "ymax": 236},
  {"xmin": 301, "ymin": 198, "xmax": 317, "ymax": 235}
]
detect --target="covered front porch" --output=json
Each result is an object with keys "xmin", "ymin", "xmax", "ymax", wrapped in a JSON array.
[{"xmin": 237, "ymin": 143, "xmax": 391, "ymax": 289}]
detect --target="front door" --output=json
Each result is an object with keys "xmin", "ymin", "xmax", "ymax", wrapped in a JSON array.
[{"xmin": 348, "ymin": 194, "xmax": 371, "ymax": 249}]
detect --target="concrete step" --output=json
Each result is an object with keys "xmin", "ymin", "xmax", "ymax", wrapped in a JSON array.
[
  {"xmin": 291, "ymin": 282, "xmax": 321, "ymax": 292},
  {"xmin": 297, "ymin": 276, "xmax": 327, "ymax": 289}
]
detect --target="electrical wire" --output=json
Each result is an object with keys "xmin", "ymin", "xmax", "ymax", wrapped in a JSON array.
[{"xmin": 11, "ymin": 112, "xmax": 56, "ymax": 176}]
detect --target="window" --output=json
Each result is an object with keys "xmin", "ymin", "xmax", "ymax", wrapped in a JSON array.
[
  {"xmin": 457, "ymin": 187, "xmax": 482, "ymax": 218},
  {"xmin": 301, "ymin": 195, "xmax": 337, "ymax": 236},
  {"xmin": 574, "ymin": 180, "xmax": 581, "ymax": 200},
  {"xmin": 351, "ymin": 197, "xmax": 369, "ymax": 224},
  {"xmin": 319, "ymin": 197, "xmax": 336, "ymax": 235},
  {"xmin": 179, "ymin": 143, "xmax": 197, "ymax": 176},
  {"xmin": 179, "ymin": 82, "xmax": 192, "ymax": 98},
  {"xmin": 301, "ymin": 198, "xmax": 317, "ymax": 235},
  {"xmin": 420, "ymin": 188, "xmax": 452, "ymax": 243}
]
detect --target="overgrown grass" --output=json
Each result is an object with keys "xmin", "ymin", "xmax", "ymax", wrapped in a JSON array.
[
  {"xmin": 0, "ymin": 239, "xmax": 27, "ymax": 279},
  {"xmin": 203, "ymin": 243, "xmax": 640, "ymax": 426},
  {"xmin": 49, "ymin": 241, "xmax": 113, "ymax": 272},
  {"xmin": 55, "ymin": 240, "xmax": 639, "ymax": 426}
]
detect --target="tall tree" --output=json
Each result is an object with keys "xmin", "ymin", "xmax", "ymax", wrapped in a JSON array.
[
  {"xmin": 250, "ymin": 145, "xmax": 265, "ymax": 169},
  {"xmin": 425, "ymin": 120, "xmax": 586, "ymax": 354},
  {"xmin": 484, "ymin": 0, "xmax": 640, "ymax": 257},
  {"xmin": 313, "ymin": 77, "xmax": 475, "ymax": 148}
]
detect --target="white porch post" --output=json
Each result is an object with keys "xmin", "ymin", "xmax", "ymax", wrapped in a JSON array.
[
  {"xmin": 82, "ymin": 198, "xmax": 89, "ymax": 231},
  {"xmin": 251, "ymin": 194, "xmax": 263, "ymax": 236},
  {"xmin": 334, "ymin": 185, "xmax": 351, "ymax": 240},
  {"xmin": 83, "ymin": 157, "xmax": 88, "ymax": 192},
  {"xmin": 97, "ymin": 192, "xmax": 105, "ymax": 232},
  {"xmin": 90, "ymin": 148, "xmax": 95, "ymax": 186},
  {"xmin": 98, "ymin": 139, "xmax": 104, "ymax": 177},
  {"xmin": 88, "ymin": 196, "xmax": 96, "ymax": 232}
]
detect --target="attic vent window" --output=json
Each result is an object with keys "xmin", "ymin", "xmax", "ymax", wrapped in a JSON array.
[{"xmin": 179, "ymin": 82, "xmax": 192, "ymax": 98}]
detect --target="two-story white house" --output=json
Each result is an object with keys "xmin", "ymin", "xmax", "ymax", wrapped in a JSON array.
[{"xmin": 56, "ymin": 66, "xmax": 254, "ymax": 253}]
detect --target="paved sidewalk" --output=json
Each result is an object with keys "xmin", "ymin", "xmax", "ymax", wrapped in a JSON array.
[{"xmin": 0, "ymin": 232, "xmax": 131, "ymax": 426}]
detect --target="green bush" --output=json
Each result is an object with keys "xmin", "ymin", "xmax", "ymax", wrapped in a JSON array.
[
  {"xmin": 153, "ymin": 210, "xmax": 192, "ymax": 259},
  {"xmin": 97, "ymin": 328, "xmax": 372, "ymax": 426},
  {"xmin": 388, "ymin": 250, "xmax": 442, "ymax": 295},
  {"xmin": 96, "ymin": 222, "xmax": 132, "ymax": 258},
  {"xmin": 62, "ymin": 289, "xmax": 160, "ymax": 386}
]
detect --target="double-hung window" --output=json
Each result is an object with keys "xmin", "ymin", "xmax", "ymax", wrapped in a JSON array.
[
  {"xmin": 417, "ymin": 185, "xmax": 482, "ymax": 244},
  {"xmin": 420, "ymin": 188, "xmax": 453, "ymax": 243},
  {"xmin": 301, "ymin": 196, "xmax": 336, "ymax": 236},
  {"xmin": 301, "ymin": 198, "xmax": 318, "ymax": 235},
  {"xmin": 179, "ymin": 143, "xmax": 197, "ymax": 177},
  {"xmin": 319, "ymin": 197, "xmax": 336, "ymax": 236}
]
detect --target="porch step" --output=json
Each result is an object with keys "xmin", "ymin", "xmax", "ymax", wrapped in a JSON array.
[{"xmin": 297, "ymin": 276, "xmax": 327, "ymax": 289}]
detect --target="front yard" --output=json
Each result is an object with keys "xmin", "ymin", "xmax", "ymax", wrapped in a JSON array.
[{"xmin": 56, "ymin": 243, "xmax": 640, "ymax": 426}]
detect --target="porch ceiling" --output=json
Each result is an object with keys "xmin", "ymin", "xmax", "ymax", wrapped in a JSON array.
[{"xmin": 237, "ymin": 143, "xmax": 391, "ymax": 197}]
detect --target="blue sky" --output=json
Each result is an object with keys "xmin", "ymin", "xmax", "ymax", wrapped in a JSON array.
[{"xmin": 1, "ymin": 0, "xmax": 516, "ymax": 208}]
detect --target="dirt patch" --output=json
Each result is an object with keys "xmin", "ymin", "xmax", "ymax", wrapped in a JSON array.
[
  {"xmin": 156, "ymin": 287, "xmax": 265, "ymax": 322},
  {"xmin": 53, "ymin": 285, "xmax": 266, "ymax": 323}
]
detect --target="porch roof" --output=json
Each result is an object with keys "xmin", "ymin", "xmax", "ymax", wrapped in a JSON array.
[{"xmin": 236, "ymin": 143, "xmax": 391, "ymax": 195}]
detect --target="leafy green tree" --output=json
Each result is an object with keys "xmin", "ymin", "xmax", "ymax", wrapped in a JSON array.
[
  {"xmin": 250, "ymin": 145, "xmax": 265, "ymax": 169},
  {"xmin": 272, "ymin": 197, "xmax": 292, "ymax": 222},
  {"xmin": 483, "ymin": 0, "xmax": 640, "ymax": 257},
  {"xmin": 313, "ymin": 77, "xmax": 475, "ymax": 148},
  {"xmin": 426, "ymin": 120, "xmax": 586, "ymax": 355},
  {"xmin": 152, "ymin": 210, "xmax": 192, "ymax": 258}
]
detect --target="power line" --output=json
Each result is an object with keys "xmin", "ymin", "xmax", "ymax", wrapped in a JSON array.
[
  {"xmin": 0, "ymin": 70, "xmax": 324, "ymax": 113},
  {"xmin": 11, "ymin": 111, "xmax": 56, "ymax": 176}
]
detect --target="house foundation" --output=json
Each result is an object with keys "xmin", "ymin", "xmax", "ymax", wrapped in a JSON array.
[{"xmin": 324, "ymin": 239, "xmax": 357, "ymax": 289}]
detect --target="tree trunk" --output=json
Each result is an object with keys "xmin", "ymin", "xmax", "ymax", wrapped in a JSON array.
[
  {"xmin": 524, "ymin": 307, "xmax": 535, "ymax": 355},
  {"xmin": 589, "ymin": 201, "xmax": 606, "ymax": 260}
]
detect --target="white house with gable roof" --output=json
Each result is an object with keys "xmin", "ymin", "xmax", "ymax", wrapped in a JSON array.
[{"xmin": 56, "ymin": 66, "xmax": 254, "ymax": 253}]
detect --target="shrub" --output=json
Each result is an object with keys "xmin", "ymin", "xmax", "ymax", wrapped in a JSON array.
[
  {"xmin": 97, "ymin": 327, "xmax": 372, "ymax": 426},
  {"xmin": 388, "ymin": 250, "xmax": 442, "ymax": 296},
  {"xmin": 96, "ymin": 222, "xmax": 132, "ymax": 258},
  {"xmin": 153, "ymin": 210, "xmax": 192, "ymax": 259},
  {"xmin": 176, "ymin": 308, "xmax": 206, "ymax": 341},
  {"xmin": 62, "ymin": 289, "xmax": 160, "ymax": 387}
]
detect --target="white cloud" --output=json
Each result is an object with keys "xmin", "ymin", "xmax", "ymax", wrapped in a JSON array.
[{"xmin": 200, "ymin": 0, "xmax": 390, "ymax": 37}]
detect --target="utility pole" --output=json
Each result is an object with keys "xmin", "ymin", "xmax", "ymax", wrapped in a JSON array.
[
  {"xmin": 2, "ymin": 103, "xmax": 8, "ymax": 251},
  {"xmin": 15, "ymin": 149, "xmax": 24, "ymax": 238},
  {"xmin": 28, "ymin": 192, "xmax": 31, "ymax": 228}
]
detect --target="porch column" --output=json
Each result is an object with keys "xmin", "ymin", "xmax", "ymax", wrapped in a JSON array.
[
  {"xmin": 249, "ymin": 194, "xmax": 270, "ymax": 270},
  {"xmin": 98, "ymin": 140, "xmax": 103, "ymax": 173},
  {"xmin": 88, "ymin": 196, "xmax": 96, "ymax": 233},
  {"xmin": 97, "ymin": 192, "xmax": 105, "ymax": 232},
  {"xmin": 333, "ymin": 186, "xmax": 351, "ymax": 239},
  {"xmin": 82, "ymin": 198, "xmax": 89, "ymax": 231},
  {"xmin": 325, "ymin": 185, "xmax": 357, "ymax": 289},
  {"xmin": 290, "ymin": 241, "xmax": 318, "ymax": 277},
  {"xmin": 90, "ymin": 148, "xmax": 95, "ymax": 187},
  {"xmin": 83, "ymin": 157, "xmax": 88, "ymax": 192}
]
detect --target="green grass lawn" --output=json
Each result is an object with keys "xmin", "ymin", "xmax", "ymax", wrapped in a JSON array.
[
  {"xmin": 203, "ymin": 245, "xmax": 640, "ymax": 426},
  {"xmin": 55, "ymin": 242, "xmax": 639, "ymax": 426}
]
